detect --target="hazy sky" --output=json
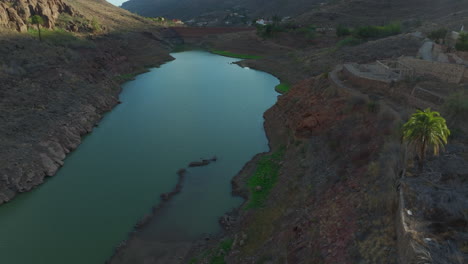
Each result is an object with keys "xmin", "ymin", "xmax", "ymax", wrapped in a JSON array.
[{"xmin": 107, "ymin": 0, "xmax": 126, "ymax": 7}]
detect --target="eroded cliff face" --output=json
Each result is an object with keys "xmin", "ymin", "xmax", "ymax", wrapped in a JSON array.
[{"xmin": 0, "ymin": 0, "xmax": 73, "ymax": 32}]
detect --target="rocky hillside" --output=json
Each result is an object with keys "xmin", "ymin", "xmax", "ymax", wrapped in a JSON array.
[
  {"xmin": 120, "ymin": 0, "xmax": 468, "ymax": 28},
  {"xmin": 0, "ymin": 0, "xmax": 73, "ymax": 32},
  {"xmin": 296, "ymin": 0, "xmax": 468, "ymax": 30},
  {"xmin": 0, "ymin": 0, "xmax": 161, "ymax": 33},
  {"xmin": 121, "ymin": 0, "xmax": 323, "ymax": 21}
]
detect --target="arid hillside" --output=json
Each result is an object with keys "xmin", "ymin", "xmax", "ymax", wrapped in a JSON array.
[
  {"xmin": 296, "ymin": 0, "xmax": 468, "ymax": 30},
  {"xmin": 0, "ymin": 0, "xmax": 162, "ymax": 34},
  {"xmin": 121, "ymin": 0, "xmax": 468, "ymax": 29},
  {"xmin": 121, "ymin": 0, "xmax": 323, "ymax": 21}
]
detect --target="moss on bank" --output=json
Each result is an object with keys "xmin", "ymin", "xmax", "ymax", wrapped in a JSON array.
[
  {"xmin": 246, "ymin": 147, "xmax": 285, "ymax": 209},
  {"xmin": 190, "ymin": 238, "xmax": 234, "ymax": 264},
  {"xmin": 275, "ymin": 83, "xmax": 291, "ymax": 94}
]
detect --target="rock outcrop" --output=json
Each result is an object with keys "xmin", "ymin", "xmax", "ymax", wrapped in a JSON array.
[{"xmin": 0, "ymin": 0, "xmax": 73, "ymax": 32}]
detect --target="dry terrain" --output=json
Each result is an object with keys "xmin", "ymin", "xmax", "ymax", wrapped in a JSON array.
[
  {"xmin": 0, "ymin": 0, "xmax": 175, "ymax": 204},
  {"xmin": 1, "ymin": 0, "xmax": 467, "ymax": 263}
]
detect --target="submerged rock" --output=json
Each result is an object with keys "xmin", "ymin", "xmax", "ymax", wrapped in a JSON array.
[
  {"xmin": 188, "ymin": 156, "xmax": 218, "ymax": 167},
  {"xmin": 177, "ymin": 168, "xmax": 187, "ymax": 176}
]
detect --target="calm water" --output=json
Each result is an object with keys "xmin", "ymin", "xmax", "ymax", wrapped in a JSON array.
[{"xmin": 0, "ymin": 51, "xmax": 279, "ymax": 264}]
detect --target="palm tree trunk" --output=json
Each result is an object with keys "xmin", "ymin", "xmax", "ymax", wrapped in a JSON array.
[
  {"xmin": 418, "ymin": 141, "xmax": 426, "ymax": 171},
  {"xmin": 37, "ymin": 24, "xmax": 42, "ymax": 41}
]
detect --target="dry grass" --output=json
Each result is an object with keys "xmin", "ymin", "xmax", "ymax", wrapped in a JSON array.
[{"xmin": 64, "ymin": 0, "xmax": 157, "ymax": 32}]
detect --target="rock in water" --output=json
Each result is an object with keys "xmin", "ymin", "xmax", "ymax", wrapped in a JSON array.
[
  {"xmin": 188, "ymin": 156, "xmax": 218, "ymax": 167},
  {"xmin": 188, "ymin": 160, "xmax": 210, "ymax": 167}
]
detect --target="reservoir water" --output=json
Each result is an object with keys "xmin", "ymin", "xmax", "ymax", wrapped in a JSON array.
[{"xmin": 0, "ymin": 51, "xmax": 279, "ymax": 264}]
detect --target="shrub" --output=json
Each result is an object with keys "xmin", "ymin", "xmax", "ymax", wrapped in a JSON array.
[
  {"xmin": 256, "ymin": 22, "xmax": 285, "ymax": 38},
  {"xmin": 428, "ymin": 28, "xmax": 448, "ymax": 43},
  {"xmin": 353, "ymin": 22, "xmax": 401, "ymax": 39},
  {"xmin": 443, "ymin": 91, "xmax": 468, "ymax": 121},
  {"xmin": 456, "ymin": 32, "xmax": 468, "ymax": 51},
  {"xmin": 91, "ymin": 17, "xmax": 101, "ymax": 32},
  {"xmin": 336, "ymin": 24, "xmax": 351, "ymax": 37},
  {"xmin": 367, "ymin": 100, "xmax": 380, "ymax": 113},
  {"xmin": 294, "ymin": 25, "xmax": 317, "ymax": 39},
  {"xmin": 337, "ymin": 36, "xmax": 363, "ymax": 47}
]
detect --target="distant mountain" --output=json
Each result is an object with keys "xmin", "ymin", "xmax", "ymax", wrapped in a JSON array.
[{"xmin": 120, "ymin": 0, "xmax": 323, "ymax": 22}]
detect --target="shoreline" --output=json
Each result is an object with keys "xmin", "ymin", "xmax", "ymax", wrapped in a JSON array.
[
  {"xmin": 102, "ymin": 51, "xmax": 285, "ymax": 263},
  {"xmin": 0, "ymin": 37, "xmax": 284, "ymax": 262},
  {"xmin": 0, "ymin": 32, "xmax": 176, "ymax": 205}
]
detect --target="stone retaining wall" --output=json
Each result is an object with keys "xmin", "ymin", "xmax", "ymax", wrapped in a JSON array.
[
  {"xmin": 399, "ymin": 57, "xmax": 466, "ymax": 84},
  {"xmin": 342, "ymin": 63, "xmax": 391, "ymax": 91}
]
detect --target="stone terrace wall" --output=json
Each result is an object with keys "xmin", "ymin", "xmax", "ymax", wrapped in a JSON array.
[
  {"xmin": 464, "ymin": 68, "xmax": 468, "ymax": 82},
  {"xmin": 342, "ymin": 63, "xmax": 391, "ymax": 91},
  {"xmin": 399, "ymin": 57, "xmax": 466, "ymax": 84}
]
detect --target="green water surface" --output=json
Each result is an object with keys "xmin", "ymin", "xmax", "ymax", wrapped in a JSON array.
[{"xmin": 0, "ymin": 51, "xmax": 279, "ymax": 264}]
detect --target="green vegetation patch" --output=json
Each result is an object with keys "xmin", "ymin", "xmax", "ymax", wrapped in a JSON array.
[
  {"xmin": 337, "ymin": 36, "xmax": 363, "ymax": 47},
  {"xmin": 353, "ymin": 22, "xmax": 401, "ymax": 39},
  {"xmin": 292, "ymin": 24, "xmax": 317, "ymax": 39},
  {"xmin": 275, "ymin": 83, "xmax": 291, "ymax": 94},
  {"xmin": 336, "ymin": 24, "xmax": 351, "ymax": 37},
  {"xmin": 190, "ymin": 239, "xmax": 233, "ymax": 264},
  {"xmin": 335, "ymin": 22, "xmax": 401, "ymax": 47},
  {"xmin": 209, "ymin": 239, "xmax": 234, "ymax": 264},
  {"xmin": 456, "ymin": 32, "xmax": 468, "ymax": 51},
  {"xmin": 246, "ymin": 147, "xmax": 285, "ymax": 209},
  {"xmin": 443, "ymin": 91, "xmax": 468, "ymax": 121},
  {"xmin": 428, "ymin": 28, "xmax": 448, "ymax": 43},
  {"xmin": 211, "ymin": 50, "xmax": 262, "ymax": 60},
  {"xmin": 28, "ymin": 28, "xmax": 94, "ymax": 48}
]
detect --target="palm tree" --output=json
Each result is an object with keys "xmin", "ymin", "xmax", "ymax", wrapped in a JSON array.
[
  {"xmin": 402, "ymin": 108, "xmax": 450, "ymax": 170},
  {"xmin": 29, "ymin": 15, "xmax": 45, "ymax": 41}
]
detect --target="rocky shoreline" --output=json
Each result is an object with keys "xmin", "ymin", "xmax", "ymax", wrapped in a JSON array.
[{"xmin": 0, "ymin": 29, "xmax": 176, "ymax": 205}]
